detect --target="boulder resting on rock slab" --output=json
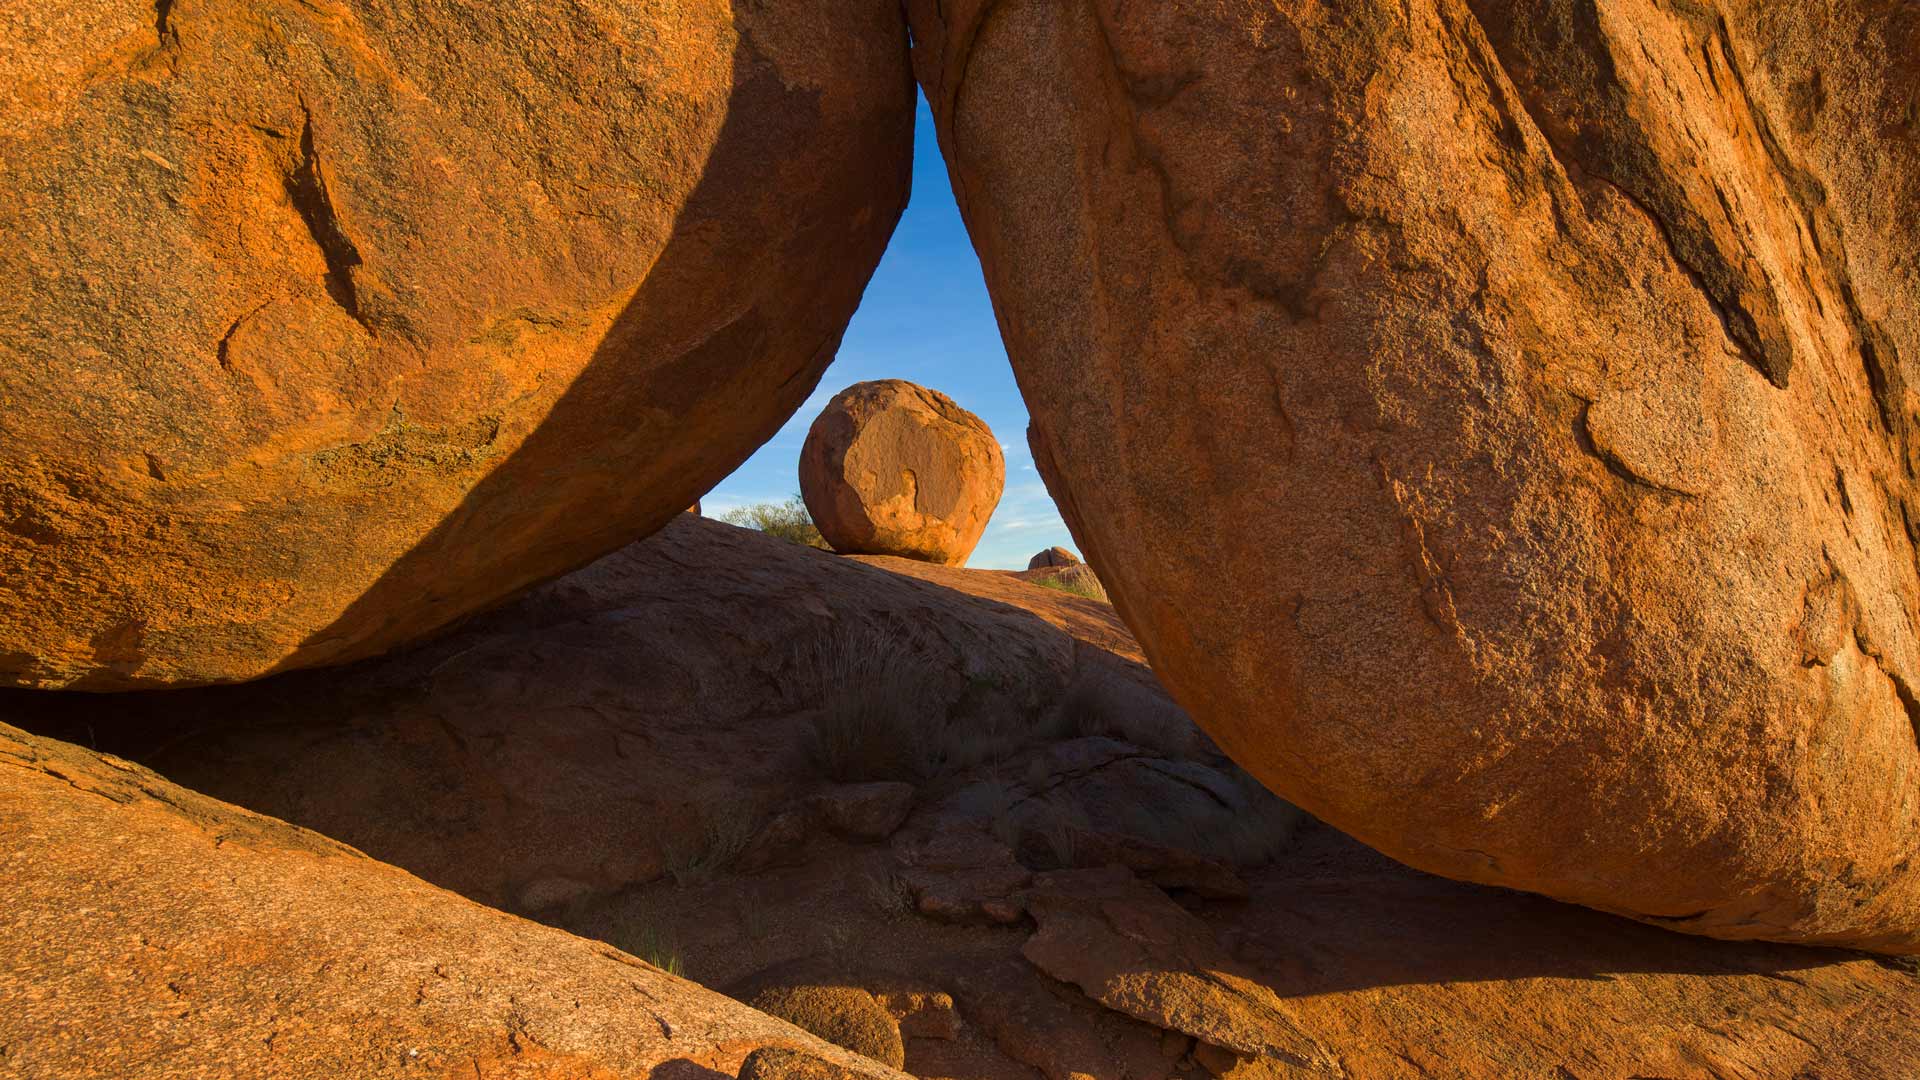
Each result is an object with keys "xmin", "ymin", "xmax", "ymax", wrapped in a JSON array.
[
  {"xmin": 800, "ymin": 379, "xmax": 1005, "ymax": 565},
  {"xmin": 908, "ymin": 0, "xmax": 1920, "ymax": 951},
  {"xmin": 0, "ymin": 721, "xmax": 911, "ymax": 1080},
  {"xmin": 0, "ymin": 0, "xmax": 914, "ymax": 690}
]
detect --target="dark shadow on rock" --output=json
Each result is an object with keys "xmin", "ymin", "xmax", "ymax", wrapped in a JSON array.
[
  {"xmin": 0, "ymin": 518, "xmax": 1888, "ymax": 1002},
  {"xmin": 0, "ymin": 515, "xmax": 1150, "ymax": 911},
  {"xmin": 648, "ymin": 1060, "xmax": 734, "ymax": 1080},
  {"xmin": 1210, "ymin": 817, "xmax": 1849, "ymax": 996}
]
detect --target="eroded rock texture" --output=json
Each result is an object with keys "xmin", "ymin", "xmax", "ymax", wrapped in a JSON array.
[
  {"xmin": 908, "ymin": 0, "xmax": 1920, "ymax": 951},
  {"xmin": 801, "ymin": 380, "xmax": 1005, "ymax": 565},
  {"xmin": 0, "ymin": 0, "xmax": 913, "ymax": 689},
  {"xmin": 0, "ymin": 515, "xmax": 1160, "ymax": 914},
  {"xmin": 0, "ymin": 722, "xmax": 913, "ymax": 1079}
]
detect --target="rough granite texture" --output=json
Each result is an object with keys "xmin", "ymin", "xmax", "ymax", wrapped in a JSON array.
[
  {"xmin": 0, "ymin": 515, "xmax": 1158, "ymax": 914},
  {"xmin": 0, "ymin": 721, "xmax": 913, "ymax": 1080},
  {"xmin": 907, "ymin": 0, "xmax": 1920, "ymax": 952},
  {"xmin": 0, "ymin": 0, "xmax": 913, "ymax": 689}
]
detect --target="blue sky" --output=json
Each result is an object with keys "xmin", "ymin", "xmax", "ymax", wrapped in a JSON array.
[{"xmin": 702, "ymin": 93, "xmax": 1074, "ymax": 570}]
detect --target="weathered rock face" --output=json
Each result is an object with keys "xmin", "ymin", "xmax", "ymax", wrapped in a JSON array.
[
  {"xmin": 800, "ymin": 380, "xmax": 1005, "ymax": 565},
  {"xmin": 0, "ymin": 0, "xmax": 913, "ymax": 690},
  {"xmin": 909, "ymin": 0, "xmax": 1920, "ymax": 951},
  {"xmin": 0, "ymin": 515, "xmax": 1163, "ymax": 913},
  {"xmin": 1022, "ymin": 866, "xmax": 1340, "ymax": 1073},
  {"xmin": 0, "ymin": 722, "xmax": 911, "ymax": 1079},
  {"xmin": 7, "ymin": 516, "xmax": 1918, "ymax": 1075}
]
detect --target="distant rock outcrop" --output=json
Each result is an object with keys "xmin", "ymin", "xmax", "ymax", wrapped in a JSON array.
[
  {"xmin": 0, "ymin": 0, "xmax": 913, "ymax": 690},
  {"xmin": 909, "ymin": 0, "xmax": 1920, "ymax": 952},
  {"xmin": 800, "ymin": 380, "xmax": 1005, "ymax": 565}
]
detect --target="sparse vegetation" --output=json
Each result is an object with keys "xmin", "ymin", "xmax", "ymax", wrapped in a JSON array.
[
  {"xmin": 858, "ymin": 869, "xmax": 916, "ymax": 920},
  {"xmin": 662, "ymin": 802, "xmax": 760, "ymax": 886},
  {"xmin": 721, "ymin": 495, "xmax": 829, "ymax": 549},
  {"xmin": 1053, "ymin": 675, "xmax": 1201, "ymax": 758},
  {"xmin": 799, "ymin": 629, "xmax": 1061, "ymax": 783},
  {"xmin": 609, "ymin": 909, "xmax": 684, "ymax": 977},
  {"xmin": 1216, "ymin": 765, "xmax": 1308, "ymax": 866},
  {"xmin": 801, "ymin": 629, "xmax": 934, "ymax": 782},
  {"xmin": 1032, "ymin": 568, "xmax": 1109, "ymax": 603},
  {"xmin": 1036, "ymin": 800, "xmax": 1086, "ymax": 869},
  {"xmin": 735, "ymin": 887, "xmax": 772, "ymax": 943}
]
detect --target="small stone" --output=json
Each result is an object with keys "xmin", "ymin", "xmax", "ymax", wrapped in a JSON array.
[
  {"xmin": 892, "ymin": 825, "xmax": 1031, "ymax": 924},
  {"xmin": 809, "ymin": 782, "xmax": 916, "ymax": 841}
]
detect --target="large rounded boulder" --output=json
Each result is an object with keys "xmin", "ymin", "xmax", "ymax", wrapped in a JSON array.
[
  {"xmin": 800, "ymin": 380, "xmax": 1004, "ymax": 565},
  {"xmin": 1028, "ymin": 546, "xmax": 1082, "ymax": 570},
  {"xmin": 0, "ymin": 0, "xmax": 913, "ymax": 689},
  {"xmin": 908, "ymin": 0, "xmax": 1920, "ymax": 952}
]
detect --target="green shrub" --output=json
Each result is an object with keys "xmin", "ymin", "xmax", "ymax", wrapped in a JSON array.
[
  {"xmin": 721, "ymin": 495, "xmax": 828, "ymax": 549},
  {"xmin": 1032, "ymin": 567, "xmax": 1109, "ymax": 603},
  {"xmin": 610, "ymin": 914, "xmax": 684, "ymax": 977}
]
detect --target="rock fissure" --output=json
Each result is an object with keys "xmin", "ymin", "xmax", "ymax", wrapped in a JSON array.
[{"xmin": 286, "ymin": 105, "xmax": 368, "ymax": 331}]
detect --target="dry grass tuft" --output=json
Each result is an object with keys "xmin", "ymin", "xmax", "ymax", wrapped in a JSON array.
[
  {"xmin": 798, "ymin": 631, "xmax": 1049, "ymax": 783},
  {"xmin": 608, "ymin": 905, "xmax": 684, "ymax": 977},
  {"xmin": 662, "ymin": 802, "xmax": 760, "ymax": 886},
  {"xmin": 800, "ymin": 629, "xmax": 935, "ymax": 783},
  {"xmin": 1053, "ymin": 675, "xmax": 1201, "ymax": 759}
]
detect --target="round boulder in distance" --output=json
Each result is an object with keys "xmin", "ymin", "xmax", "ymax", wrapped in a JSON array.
[
  {"xmin": 1028, "ymin": 546, "xmax": 1083, "ymax": 570},
  {"xmin": 799, "ymin": 380, "xmax": 1004, "ymax": 565}
]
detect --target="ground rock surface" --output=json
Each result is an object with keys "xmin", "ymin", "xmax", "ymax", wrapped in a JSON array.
[
  {"xmin": 3, "ymin": 520, "xmax": 1918, "ymax": 1076},
  {"xmin": 0, "ymin": 721, "xmax": 911, "ymax": 1080},
  {"xmin": 0, "ymin": 0, "xmax": 913, "ymax": 689},
  {"xmin": 801, "ymin": 380, "xmax": 1005, "ymax": 565},
  {"xmin": 908, "ymin": 0, "xmax": 1920, "ymax": 951},
  {"xmin": 0, "ymin": 516, "xmax": 1157, "ymax": 913},
  {"xmin": 1021, "ymin": 867, "xmax": 1338, "ymax": 1072}
]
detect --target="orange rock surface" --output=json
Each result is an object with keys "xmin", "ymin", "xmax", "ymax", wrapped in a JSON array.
[
  {"xmin": 0, "ymin": 721, "xmax": 912, "ymax": 1080},
  {"xmin": 0, "ymin": 0, "xmax": 913, "ymax": 689},
  {"xmin": 801, "ymin": 381, "xmax": 1005, "ymax": 566},
  {"xmin": 908, "ymin": 0, "xmax": 1920, "ymax": 951},
  {"xmin": 4, "ymin": 520, "xmax": 1916, "ymax": 1075}
]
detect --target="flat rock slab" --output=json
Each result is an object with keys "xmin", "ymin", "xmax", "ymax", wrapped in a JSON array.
[
  {"xmin": 1213, "ymin": 818, "xmax": 1920, "ymax": 1078},
  {"xmin": 0, "ymin": 722, "xmax": 910, "ymax": 1080},
  {"xmin": 1020, "ymin": 866, "xmax": 1339, "ymax": 1074},
  {"xmin": 893, "ymin": 825, "xmax": 1032, "ymax": 924}
]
